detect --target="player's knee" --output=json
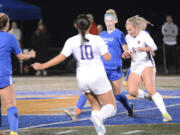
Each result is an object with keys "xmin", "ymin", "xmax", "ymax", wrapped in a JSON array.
[{"xmin": 128, "ymin": 89, "xmax": 138, "ymax": 97}]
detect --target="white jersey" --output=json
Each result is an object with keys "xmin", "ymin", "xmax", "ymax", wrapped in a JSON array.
[
  {"xmin": 61, "ymin": 34, "xmax": 112, "ymax": 94},
  {"xmin": 126, "ymin": 31, "xmax": 157, "ymax": 73}
]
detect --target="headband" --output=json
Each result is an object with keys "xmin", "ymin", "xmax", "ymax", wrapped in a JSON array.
[{"xmin": 104, "ymin": 14, "xmax": 116, "ymax": 20}]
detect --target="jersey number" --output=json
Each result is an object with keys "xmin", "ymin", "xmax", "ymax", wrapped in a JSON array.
[
  {"xmin": 80, "ymin": 45, "xmax": 94, "ymax": 60},
  {"xmin": 132, "ymin": 47, "xmax": 136, "ymax": 53}
]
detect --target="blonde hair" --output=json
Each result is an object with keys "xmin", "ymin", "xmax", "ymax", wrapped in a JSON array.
[
  {"xmin": 126, "ymin": 15, "xmax": 153, "ymax": 30},
  {"xmin": 105, "ymin": 9, "xmax": 118, "ymax": 23},
  {"xmin": 136, "ymin": 15, "xmax": 153, "ymax": 26}
]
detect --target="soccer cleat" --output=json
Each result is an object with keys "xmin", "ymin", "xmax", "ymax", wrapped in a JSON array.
[
  {"xmin": 10, "ymin": 131, "xmax": 18, "ymax": 135},
  {"xmin": 91, "ymin": 115, "xmax": 106, "ymax": 135},
  {"xmin": 163, "ymin": 113, "xmax": 172, "ymax": 122},
  {"xmin": 128, "ymin": 102, "xmax": 134, "ymax": 116},
  {"xmin": 123, "ymin": 80, "xmax": 128, "ymax": 86},
  {"xmin": 64, "ymin": 109, "xmax": 78, "ymax": 121}
]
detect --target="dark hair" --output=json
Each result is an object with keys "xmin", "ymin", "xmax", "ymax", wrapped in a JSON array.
[
  {"xmin": 0, "ymin": 13, "xmax": 9, "ymax": 30},
  {"xmin": 74, "ymin": 14, "xmax": 90, "ymax": 43}
]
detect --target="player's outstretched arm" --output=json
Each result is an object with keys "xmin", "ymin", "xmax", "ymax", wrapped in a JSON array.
[
  {"xmin": 16, "ymin": 50, "xmax": 36, "ymax": 61},
  {"xmin": 31, "ymin": 53, "xmax": 67, "ymax": 70}
]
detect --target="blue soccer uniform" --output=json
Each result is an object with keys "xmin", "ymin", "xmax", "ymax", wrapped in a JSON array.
[
  {"xmin": 0, "ymin": 31, "xmax": 22, "ymax": 134},
  {"xmin": 100, "ymin": 28, "xmax": 125, "ymax": 81},
  {"xmin": 0, "ymin": 31, "xmax": 22, "ymax": 88}
]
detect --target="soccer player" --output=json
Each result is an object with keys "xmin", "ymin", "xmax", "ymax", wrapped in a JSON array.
[
  {"xmin": 0, "ymin": 13, "xmax": 36, "ymax": 135},
  {"xmin": 123, "ymin": 15, "xmax": 155, "ymax": 86},
  {"xmin": 123, "ymin": 15, "xmax": 172, "ymax": 122},
  {"xmin": 64, "ymin": 9, "xmax": 133, "ymax": 121},
  {"xmin": 100, "ymin": 9, "xmax": 133, "ymax": 116},
  {"xmin": 32, "ymin": 14, "xmax": 116, "ymax": 135}
]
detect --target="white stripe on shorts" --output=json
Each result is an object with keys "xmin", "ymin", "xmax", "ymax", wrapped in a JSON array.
[{"xmin": 10, "ymin": 76, "xmax": 13, "ymax": 85}]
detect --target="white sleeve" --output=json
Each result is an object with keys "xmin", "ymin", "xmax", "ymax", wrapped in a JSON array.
[
  {"xmin": 98, "ymin": 37, "xmax": 109, "ymax": 55},
  {"xmin": 144, "ymin": 33, "xmax": 157, "ymax": 51},
  {"xmin": 60, "ymin": 39, "xmax": 73, "ymax": 57}
]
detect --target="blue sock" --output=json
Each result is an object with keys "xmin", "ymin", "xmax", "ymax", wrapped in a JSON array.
[
  {"xmin": 76, "ymin": 94, "xmax": 87, "ymax": 110},
  {"xmin": 125, "ymin": 69, "xmax": 131, "ymax": 81},
  {"xmin": 7, "ymin": 106, "xmax": 18, "ymax": 132},
  {"xmin": 115, "ymin": 94, "xmax": 131, "ymax": 110}
]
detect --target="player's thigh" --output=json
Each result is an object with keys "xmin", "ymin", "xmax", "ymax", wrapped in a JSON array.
[
  {"xmin": 85, "ymin": 92, "xmax": 101, "ymax": 111},
  {"xmin": 128, "ymin": 72, "xmax": 142, "ymax": 96},
  {"xmin": 97, "ymin": 90, "xmax": 116, "ymax": 108},
  {"xmin": 0, "ymin": 85, "xmax": 16, "ymax": 109},
  {"xmin": 142, "ymin": 67, "xmax": 156, "ymax": 96},
  {"xmin": 111, "ymin": 78, "xmax": 122, "ymax": 95},
  {"xmin": 108, "ymin": 69, "xmax": 124, "ymax": 95}
]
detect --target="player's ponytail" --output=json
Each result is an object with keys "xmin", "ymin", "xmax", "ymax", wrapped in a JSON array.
[
  {"xmin": 74, "ymin": 14, "xmax": 90, "ymax": 44},
  {"xmin": 126, "ymin": 15, "xmax": 153, "ymax": 30},
  {"xmin": 0, "ymin": 13, "xmax": 9, "ymax": 30}
]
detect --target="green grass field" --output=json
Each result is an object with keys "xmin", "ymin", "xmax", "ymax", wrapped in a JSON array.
[{"xmin": 2, "ymin": 123, "xmax": 180, "ymax": 135}]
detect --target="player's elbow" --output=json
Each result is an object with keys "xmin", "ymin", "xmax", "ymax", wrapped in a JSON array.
[{"xmin": 103, "ymin": 53, "xmax": 111, "ymax": 61}]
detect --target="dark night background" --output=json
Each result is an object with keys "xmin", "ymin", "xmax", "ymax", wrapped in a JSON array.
[
  {"xmin": 18, "ymin": 1, "xmax": 180, "ymax": 48},
  {"xmin": 11, "ymin": 1, "xmax": 180, "ymax": 74}
]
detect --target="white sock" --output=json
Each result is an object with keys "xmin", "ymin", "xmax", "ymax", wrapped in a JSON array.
[
  {"xmin": 91, "ymin": 110, "xmax": 106, "ymax": 135},
  {"xmin": 99, "ymin": 104, "xmax": 115, "ymax": 121},
  {"xmin": 91, "ymin": 111, "xmax": 100, "ymax": 119},
  {"xmin": 91, "ymin": 104, "xmax": 115, "ymax": 123},
  {"xmin": 136, "ymin": 89, "xmax": 147, "ymax": 99},
  {"xmin": 152, "ymin": 92, "xmax": 167, "ymax": 114}
]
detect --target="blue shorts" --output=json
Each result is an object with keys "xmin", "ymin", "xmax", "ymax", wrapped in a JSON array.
[
  {"xmin": 0, "ymin": 76, "xmax": 14, "ymax": 89},
  {"xmin": 105, "ymin": 68, "xmax": 124, "ymax": 82}
]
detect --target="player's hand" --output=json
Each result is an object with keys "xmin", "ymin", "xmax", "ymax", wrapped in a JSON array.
[
  {"xmin": 122, "ymin": 51, "xmax": 132, "ymax": 59},
  {"xmin": 31, "ymin": 63, "xmax": 44, "ymax": 70},
  {"xmin": 27, "ymin": 50, "xmax": 36, "ymax": 58}
]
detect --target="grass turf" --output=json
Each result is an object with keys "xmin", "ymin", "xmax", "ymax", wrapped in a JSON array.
[{"xmin": 2, "ymin": 123, "xmax": 180, "ymax": 135}]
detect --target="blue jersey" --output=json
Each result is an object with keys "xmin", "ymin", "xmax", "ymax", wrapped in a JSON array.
[
  {"xmin": 100, "ymin": 28, "xmax": 126, "ymax": 69},
  {"xmin": 0, "ymin": 31, "xmax": 22, "ymax": 77}
]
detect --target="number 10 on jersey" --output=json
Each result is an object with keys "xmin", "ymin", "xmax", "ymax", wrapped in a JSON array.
[{"xmin": 80, "ymin": 45, "xmax": 94, "ymax": 60}]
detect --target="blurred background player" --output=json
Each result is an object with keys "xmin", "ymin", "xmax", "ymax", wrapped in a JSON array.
[
  {"xmin": 8, "ymin": 21, "xmax": 22, "ymax": 47},
  {"xmin": 123, "ymin": 15, "xmax": 155, "ymax": 86},
  {"xmin": 161, "ymin": 15, "xmax": 179, "ymax": 74},
  {"xmin": 8, "ymin": 21, "xmax": 22, "ymax": 75},
  {"xmin": 87, "ymin": 14, "xmax": 98, "ymax": 35},
  {"xmin": 124, "ymin": 15, "xmax": 172, "ymax": 122},
  {"xmin": 32, "ymin": 14, "xmax": 116, "ymax": 135},
  {"xmin": 64, "ymin": 9, "xmax": 133, "ymax": 121},
  {"xmin": 0, "ymin": 13, "xmax": 36, "ymax": 135},
  {"xmin": 97, "ymin": 24, "xmax": 104, "ymax": 35},
  {"xmin": 31, "ymin": 19, "xmax": 52, "ymax": 76}
]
